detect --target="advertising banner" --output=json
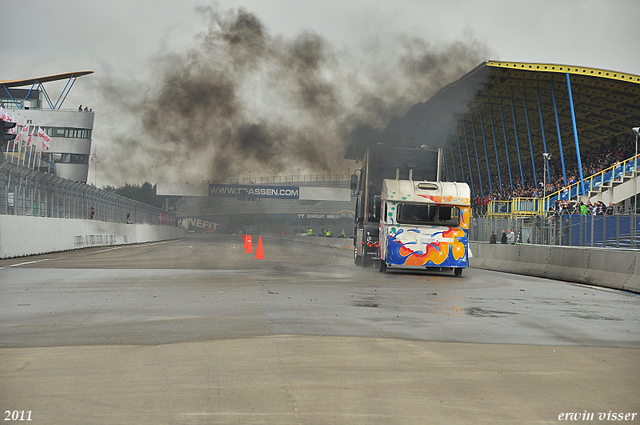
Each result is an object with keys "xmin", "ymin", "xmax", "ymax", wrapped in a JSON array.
[{"xmin": 209, "ymin": 184, "xmax": 300, "ymax": 199}]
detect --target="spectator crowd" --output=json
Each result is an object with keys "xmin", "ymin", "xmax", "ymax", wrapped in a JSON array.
[{"xmin": 470, "ymin": 133, "xmax": 637, "ymax": 215}]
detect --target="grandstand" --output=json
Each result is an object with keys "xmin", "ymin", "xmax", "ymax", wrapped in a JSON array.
[{"xmin": 377, "ymin": 60, "xmax": 639, "ymax": 216}]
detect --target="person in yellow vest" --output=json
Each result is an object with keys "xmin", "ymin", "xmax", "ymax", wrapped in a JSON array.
[
  {"xmin": 325, "ymin": 227, "xmax": 331, "ymax": 237},
  {"xmin": 307, "ymin": 228, "xmax": 314, "ymax": 236}
]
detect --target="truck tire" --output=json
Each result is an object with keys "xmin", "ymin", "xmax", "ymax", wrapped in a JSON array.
[
  {"xmin": 454, "ymin": 268, "xmax": 463, "ymax": 277},
  {"xmin": 379, "ymin": 261, "xmax": 387, "ymax": 273},
  {"xmin": 354, "ymin": 249, "xmax": 362, "ymax": 266}
]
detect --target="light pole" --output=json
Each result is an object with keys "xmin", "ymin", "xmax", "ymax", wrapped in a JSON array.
[{"xmin": 543, "ymin": 152, "xmax": 552, "ymax": 213}]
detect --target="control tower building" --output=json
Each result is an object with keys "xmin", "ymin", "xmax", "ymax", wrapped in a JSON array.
[{"xmin": 1, "ymin": 71, "xmax": 95, "ymax": 182}]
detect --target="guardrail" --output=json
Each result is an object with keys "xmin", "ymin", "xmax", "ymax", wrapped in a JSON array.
[
  {"xmin": 471, "ymin": 214, "xmax": 639, "ymax": 249},
  {"xmin": 487, "ymin": 197, "xmax": 540, "ymax": 217},
  {"xmin": 0, "ymin": 160, "xmax": 176, "ymax": 225}
]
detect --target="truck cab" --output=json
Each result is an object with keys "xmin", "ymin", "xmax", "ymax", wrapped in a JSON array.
[
  {"xmin": 350, "ymin": 145, "xmax": 441, "ymax": 268},
  {"xmin": 378, "ymin": 179, "xmax": 471, "ymax": 276}
]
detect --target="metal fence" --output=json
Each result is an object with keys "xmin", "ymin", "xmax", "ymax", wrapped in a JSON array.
[
  {"xmin": 471, "ymin": 214, "xmax": 639, "ymax": 249},
  {"xmin": 206, "ymin": 173, "xmax": 351, "ymax": 185},
  {"xmin": 0, "ymin": 161, "xmax": 176, "ymax": 225}
]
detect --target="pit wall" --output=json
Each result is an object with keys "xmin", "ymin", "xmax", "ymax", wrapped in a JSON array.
[
  {"xmin": 469, "ymin": 242, "xmax": 640, "ymax": 294},
  {"xmin": 0, "ymin": 215, "xmax": 185, "ymax": 259}
]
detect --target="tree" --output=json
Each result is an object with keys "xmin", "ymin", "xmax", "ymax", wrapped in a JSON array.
[{"xmin": 103, "ymin": 182, "xmax": 167, "ymax": 209}]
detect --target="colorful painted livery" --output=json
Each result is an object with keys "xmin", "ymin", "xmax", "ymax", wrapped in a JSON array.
[{"xmin": 378, "ymin": 179, "xmax": 471, "ymax": 276}]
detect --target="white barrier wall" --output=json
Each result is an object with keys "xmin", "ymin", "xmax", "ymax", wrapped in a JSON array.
[
  {"xmin": 469, "ymin": 242, "xmax": 640, "ymax": 294},
  {"xmin": 0, "ymin": 215, "xmax": 185, "ymax": 259}
]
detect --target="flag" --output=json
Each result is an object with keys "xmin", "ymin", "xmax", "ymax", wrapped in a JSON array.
[
  {"xmin": 0, "ymin": 107, "xmax": 9, "ymax": 121},
  {"xmin": 26, "ymin": 128, "xmax": 35, "ymax": 147},
  {"xmin": 15, "ymin": 124, "xmax": 29, "ymax": 143},
  {"xmin": 91, "ymin": 152, "xmax": 100, "ymax": 164},
  {"xmin": 38, "ymin": 127, "xmax": 51, "ymax": 150}
]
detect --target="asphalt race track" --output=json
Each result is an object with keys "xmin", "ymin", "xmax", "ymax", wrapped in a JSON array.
[{"xmin": 1, "ymin": 235, "xmax": 638, "ymax": 424}]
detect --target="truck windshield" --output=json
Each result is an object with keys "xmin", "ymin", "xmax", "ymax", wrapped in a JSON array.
[{"xmin": 396, "ymin": 203, "xmax": 460, "ymax": 227}]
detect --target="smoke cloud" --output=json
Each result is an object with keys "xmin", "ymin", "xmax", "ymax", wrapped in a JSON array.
[{"xmin": 88, "ymin": 5, "xmax": 492, "ymax": 185}]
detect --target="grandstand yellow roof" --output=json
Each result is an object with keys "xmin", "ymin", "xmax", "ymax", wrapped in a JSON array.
[
  {"xmin": 381, "ymin": 60, "xmax": 640, "ymax": 155},
  {"xmin": 0, "ymin": 71, "xmax": 94, "ymax": 88}
]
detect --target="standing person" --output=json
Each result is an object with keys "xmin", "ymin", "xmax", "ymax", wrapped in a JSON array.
[
  {"xmin": 500, "ymin": 230, "xmax": 507, "ymax": 244},
  {"xmin": 325, "ymin": 227, "xmax": 331, "ymax": 237},
  {"xmin": 507, "ymin": 229, "xmax": 516, "ymax": 245},
  {"xmin": 90, "ymin": 207, "xmax": 95, "ymax": 220},
  {"xmin": 489, "ymin": 231, "xmax": 497, "ymax": 244},
  {"xmin": 580, "ymin": 202, "xmax": 588, "ymax": 215},
  {"xmin": 605, "ymin": 202, "xmax": 616, "ymax": 215}
]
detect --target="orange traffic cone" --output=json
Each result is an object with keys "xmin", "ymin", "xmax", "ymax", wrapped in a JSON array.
[
  {"xmin": 245, "ymin": 235, "xmax": 253, "ymax": 253},
  {"xmin": 254, "ymin": 236, "xmax": 265, "ymax": 260},
  {"xmin": 242, "ymin": 234, "xmax": 248, "ymax": 250}
]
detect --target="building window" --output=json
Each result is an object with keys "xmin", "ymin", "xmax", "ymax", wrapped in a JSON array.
[
  {"xmin": 41, "ymin": 126, "xmax": 92, "ymax": 140},
  {"xmin": 50, "ymin": 153, "xmax": 89, "ymax": 164}
]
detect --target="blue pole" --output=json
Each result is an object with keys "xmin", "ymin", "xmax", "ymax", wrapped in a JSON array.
[
  {"xmin": 536, "ymin": 87, "xmax": 551, "ymax": 184},
  {"xmin": 24, "ymin": 84, "xmax": 37, "ymax": 110},
  {"xmin": 37, "ymin": 82, "xmax": 55, "ymax": 110},
  {"xmin": 489, "ymin": 109, "xmax": 503, "ymax": 192},
  {"xmin": 56, "ymin": 77, "xmax": 78, "ymax": 110},
  {"xmin": 456, "ymin": 131, "xmax": 466, "ymax": 184},
  {"xmin": 566, "ymin": 73, "xmax": 586, "ymax": 197},
  {"xmin": 480, "ymin": 112, "xmax": 493, "ymax": 195},
  {"xmin": 523, "ymin": 92, "xmax": 538, "ymax": 188},
  {"xmin": 550, "ymin": 81, "xmax": 567, "ymax": 186},
  {"xmin": 470, "ymin": 116, "xmax": 484, "ymax": 197},
  {"xmin": 1, "ymin": 86, "xmax": 21, "ymax": 108},
  {"xmin": 510, "ymin": 97, "xmax": 526, "ymax": 189},
  {"xmin": 449, "ymin": 135, "xmax": 458, "ymax": 181},
  {"xmin": 500, "ymin": 103, "xmax": 514, "ymax": 190},
  {"xmin": 462, "ymin": 120, "xmax": 476, "ymax": 196}
]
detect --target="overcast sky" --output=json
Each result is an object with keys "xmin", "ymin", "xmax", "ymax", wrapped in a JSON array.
[{"xmin": 2, "ymin": 0, "xmax": 639, "ymax": 186}]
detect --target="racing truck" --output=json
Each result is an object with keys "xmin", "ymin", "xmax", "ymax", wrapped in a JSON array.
[{"xmin": 349, "ymin": 144, "xmax": 442, "ymax": 267}]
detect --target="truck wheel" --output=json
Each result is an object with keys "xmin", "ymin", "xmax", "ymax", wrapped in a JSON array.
[
  {"xmin": 354, "ymin": 250, "xmax": 362, "ymax": 266},
  {"xmin": 379, "ymin": 261, "xmax": 387, "ymax": 273},
  {"xmin": 454, "ymin": 268, "xmax": 463, "ymax": 277}
]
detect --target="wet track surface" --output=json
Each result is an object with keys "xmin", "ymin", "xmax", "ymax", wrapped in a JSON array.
[
  {"xmin": 1, "ymin": 234, "xmax": 638, "ymax": 348},
  {"xmin": 1, "ymin": 234, "xmax": 639, "ymax": 424}
]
